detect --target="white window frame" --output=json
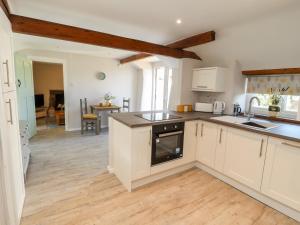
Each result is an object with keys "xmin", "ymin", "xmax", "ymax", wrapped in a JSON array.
[
  {"xmin": 246, "ymin": 94, "xmax": 300, "ymax": 120},
  {"xmin": 152, "ymin": 65, "xmax": 172, "ymax": 111}
]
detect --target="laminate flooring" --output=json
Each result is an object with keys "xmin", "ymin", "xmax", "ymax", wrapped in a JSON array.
[{"xmin": 21, "ymin": 127, "xmax": 299, "ymax": 225}]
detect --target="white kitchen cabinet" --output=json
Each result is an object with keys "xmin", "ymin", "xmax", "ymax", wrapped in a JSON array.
[
  {"xmin": 183, "ymin": 121, "xmax": 198, "ymax": 163},
  {"xmin": 224, "ymin": 128, "xmax": 267, "ymax": 191},
  {"xmin": 262, "ymin": 138, "xmax": 300, "ymax": 211},
  {"xmin": 196, "ymin": 121, "xmax": 218, "ymax": 168},
  {"xmin": 192, "ymin": 67, "xmax": 226, "ymax": 92},
  {"xmin": 131, "ymin": 126, "xmax": 152, "ymax": 180},
  {"xmin": 214, "ymin": 126, "xmax": 228, "ymax": 173},
  {"xmin": 0, "ymin": 27, "xmax": 16, "ymax": 93},
  {"xmin": 3, "ymin": 91, "xmax": 25, "ymax": 220}
]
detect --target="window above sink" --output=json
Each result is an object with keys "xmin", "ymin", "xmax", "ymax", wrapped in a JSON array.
[{"xmin": 246, "ymin": 94, "xmax": 300, "ymax": 120}]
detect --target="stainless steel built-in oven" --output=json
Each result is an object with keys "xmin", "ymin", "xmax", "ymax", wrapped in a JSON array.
[{"xmin": 151, "ymin": 122, "xmax": 184, "ymax": 166}]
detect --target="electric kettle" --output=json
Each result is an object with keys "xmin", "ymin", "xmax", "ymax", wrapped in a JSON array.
[{"xmin": 213, "ymin": 101, "xmax": 225, "ymax": 115}]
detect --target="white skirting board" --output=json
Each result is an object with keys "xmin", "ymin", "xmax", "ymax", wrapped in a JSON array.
[{"xmin": 195, "ymin": 162, "xmax": 300, "ymax": 222}]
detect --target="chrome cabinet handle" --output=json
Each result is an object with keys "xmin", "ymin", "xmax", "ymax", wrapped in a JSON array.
[
  {"xmin": 3, "ymin": 60, "xmax": 10, "ymax": 87},
  {"xmin": 219, "ymin": 128, "xmax": 223, "ymax": 144},
  {"xmin": 281, "ymin": 142, "xmax": 300, "ymax": 149},
  {"xmin": 259, "ymin": 139, "xmax": 264, "ymax": 157},
  {"xmin": 149, "ymin": 130, "xmax": 152, "ymax": 146},
  {"xmin": 201, "ymin": 123, "xmax": 204, "ymax": 137},
  {"xmin": 195, "ymin": 123, "xmax": 198, "ymax": 136},
  {"xmin": 6, "ymin": 99, "xmax": 13, "ymax": 125},
  {"xmin": 197, "ymin": 85, "xmax": 207, "ymax": 88}
]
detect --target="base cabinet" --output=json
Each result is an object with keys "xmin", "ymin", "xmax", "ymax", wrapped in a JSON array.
[
  {"xmin": 111, "ymin": 117, "xmax": 300, "ymax": 219},
  {"xmin": 3, "ymin": 91, "xmax": 25, "ymax": 222},
  {"xmin": 183, "ymin": 121, "xmax": 197, "ymax": 163},
  {"xmin": 196, "ymin": 121, "xmax": 218, "ymax": 168},
  {"xmin": 131, "ymin": 127, "xmax": 151, "ymax": 180},
  {"xmin": 224, "ymin": 128, "xmax": 267, "ymax": 191},
  {"xmin": 214, "ymin": 126, "xmax": 227, "ymax": 173},
  {"xmin": 262, "ymin": 138, "xmax": 300, "ymax": 211}
]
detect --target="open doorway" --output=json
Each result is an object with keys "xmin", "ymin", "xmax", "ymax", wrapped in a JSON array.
[{"xmin": 32, "ymin": 61, "xmax": 65, "ymax": 130}]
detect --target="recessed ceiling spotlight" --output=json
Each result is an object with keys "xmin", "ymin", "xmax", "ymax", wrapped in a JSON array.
[{"xmin": 176, "ymin": 19, "xmax": 182, "ymax": 24}]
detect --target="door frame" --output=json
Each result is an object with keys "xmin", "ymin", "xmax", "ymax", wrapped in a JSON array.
[{"xmin": 27, "ymin": 56, "xmax": 69, "ymax": 131}]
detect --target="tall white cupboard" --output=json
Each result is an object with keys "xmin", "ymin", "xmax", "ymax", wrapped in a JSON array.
[{"xmin": 0, "ymin": 8, "xmax": 25, "ymax": 225}]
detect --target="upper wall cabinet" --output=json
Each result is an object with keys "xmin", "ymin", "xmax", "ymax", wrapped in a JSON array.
[
  {"xmin": 0, "ymin": 27, "xmax": 16, "ymax": 93},
  {"xmin": 192, "ymin": 67, "xmax": 227, "ymax": 92}
]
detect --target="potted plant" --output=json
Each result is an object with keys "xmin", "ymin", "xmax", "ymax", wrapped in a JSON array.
[
  {"xmin": 103, "ymin": 92, "xmax": 115, "ymax": 106},
  {"xmin": 268, "ymin": 87, "xmax": 289, "ymax": 117}
]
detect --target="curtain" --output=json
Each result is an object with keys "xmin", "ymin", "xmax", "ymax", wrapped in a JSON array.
[{"xmin": 247, "ymin": 75, "xmax": 300, "ymax": 95}]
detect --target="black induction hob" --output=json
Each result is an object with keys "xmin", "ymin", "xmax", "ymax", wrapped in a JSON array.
[{"xmin": 135, "ymin": 112, "xmax": 182, "ymax": 121}]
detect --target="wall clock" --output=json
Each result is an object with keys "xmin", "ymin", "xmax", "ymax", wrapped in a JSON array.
[{"xmin": 96, "ymin": 72, "xmax": 106, "ymax": 80}]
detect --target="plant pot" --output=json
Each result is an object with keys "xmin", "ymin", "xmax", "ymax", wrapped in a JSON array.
[{"xmin": 268, "ymin": 105, "xmax": 280, "ymax": 117}]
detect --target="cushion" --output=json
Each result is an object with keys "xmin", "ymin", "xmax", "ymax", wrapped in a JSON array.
[{"xmin": 83, "ymin": 113, "xmax": 97, "ymax": 119}]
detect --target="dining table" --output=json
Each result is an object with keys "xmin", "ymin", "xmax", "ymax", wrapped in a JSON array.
[{"xmin": 90, "ymin": 104, "xmax": 121, "ymax": 118}]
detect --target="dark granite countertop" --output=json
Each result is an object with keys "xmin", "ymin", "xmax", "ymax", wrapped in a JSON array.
[{"xmin": 109, "ymin": 111, "xmax": 300, "ymax": 143}]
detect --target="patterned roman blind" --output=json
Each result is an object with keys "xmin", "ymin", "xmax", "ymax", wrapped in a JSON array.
[{"xmin": 247, "ymin": 75, "xmax": 300, "ymax": 95}]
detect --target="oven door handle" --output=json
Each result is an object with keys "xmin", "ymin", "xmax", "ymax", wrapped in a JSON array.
[{"xmin": 158, "ymin": 131, "xmax": 183, "ymax": 138}]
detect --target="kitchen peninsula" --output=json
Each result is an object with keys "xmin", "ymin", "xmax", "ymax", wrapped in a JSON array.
[{"xmin": 109, "ymin": 111, "xmax": 300, "ymax": 222}]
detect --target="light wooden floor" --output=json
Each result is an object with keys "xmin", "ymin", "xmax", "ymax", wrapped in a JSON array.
[{"xmin": 21, "ymin": 127, "xmax": 299, "ymax": 225}]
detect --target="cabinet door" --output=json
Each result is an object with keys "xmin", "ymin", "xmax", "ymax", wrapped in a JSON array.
[
  {"xmin": 0, "ymin": 30, "xmax": 15, "ymax": 93},
  {"xmin": 192, "ymin": 69, "xmax": 216, "ymax": 91},
  {"xmin": 183, "ymin": 121, "xmax": 198, "ymax": 163},
  {"xmin": 15, "ymin": 55, "xmax": 28, "ymax": 122},
  {"xmin": 262, "ymin": 138, "xmax": 300, "ymax": 211},
  {"xmin": 24, "ymin": 61, "xmax": 37, "ymax": 138},
  {"xmin": 131, "ymin": 126, "xmax": 152, "ymax": 180},
  {"xmin": 214, "ymin": 126, "xmax": 227, "ymax": 173},
  {"xmin": 224, "ymin": 128, "xmax": 267, "ymax": 191},
  {"xmin": 3, "ymin": 91, "xmax": 25, "ymax": 218},
  {"xmin": 196, "ymin": 121, "xmax": 218, "ymax": 168}
]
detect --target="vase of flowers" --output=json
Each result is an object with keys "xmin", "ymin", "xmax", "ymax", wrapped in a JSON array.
[
  {"xmin": 268, "ymin": 87, "xmax": 289, "ymax": 117},
  {"xmin": 103, "ymin": 92, "xmax": 115, "ymax": 106}
]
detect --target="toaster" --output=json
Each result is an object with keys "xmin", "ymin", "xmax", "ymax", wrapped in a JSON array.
[{"xmin": 194, "ymin": 103, "xmax": 213, "ymax": 112}]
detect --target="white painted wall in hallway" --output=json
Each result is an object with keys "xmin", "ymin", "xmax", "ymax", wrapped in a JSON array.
[{"xmin": 16, "ymin": 49, "xmax": 139, "ymax": 130}]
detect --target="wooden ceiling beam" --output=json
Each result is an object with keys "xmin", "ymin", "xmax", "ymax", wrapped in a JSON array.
[
  {"xmin": 0, "ymin": 0, "xmax": 10, "ymax": 18},
  {"xmin": 166, "ymin": 31, "xmax": 215, "ymax": 49},
  {"xmin": 10, "ymin": 14, "xmax": 201, "ymax": 60},
  {"xmin": 242, "ymin": 68, "xmax": 300, "ymax": 76},
  {"xmin": 120, "ymin": 31, "xmax": 215, "ymax": 64}
]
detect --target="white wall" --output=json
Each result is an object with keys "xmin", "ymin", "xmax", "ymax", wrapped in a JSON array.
[
  {"xmin": 187, "ymin": 6, "xmax": 300, "ymax": 114},
  {"xmin": 17, "ymin": 49, "xmax": 139, "ymax": 130},
  {"xmin": 179, "ymin": 59, "xmax": 202, "ymax": 105}
]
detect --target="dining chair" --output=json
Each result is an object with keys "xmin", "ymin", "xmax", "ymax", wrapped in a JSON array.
[
  {"xmin": 80, "ymin": 98, "xmax": 101, "ymax": 135},
  {"xmin": 123, "ymin": 98, "xmax": 130, "ymax": 112}
]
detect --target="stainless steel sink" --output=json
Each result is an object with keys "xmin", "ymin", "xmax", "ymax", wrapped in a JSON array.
[{"xmin": 211, "ymin": 116, "xmax": 279, "ymax": 130}]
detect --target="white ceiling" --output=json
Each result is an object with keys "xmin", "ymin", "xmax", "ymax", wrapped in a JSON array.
[
  {"xmin": 9, "ymin": 0, "xmax": 300, "ymax": 59},
  {"xmin": 9, "ymin": 0, "xmax": 299, "ymax": 45}
]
